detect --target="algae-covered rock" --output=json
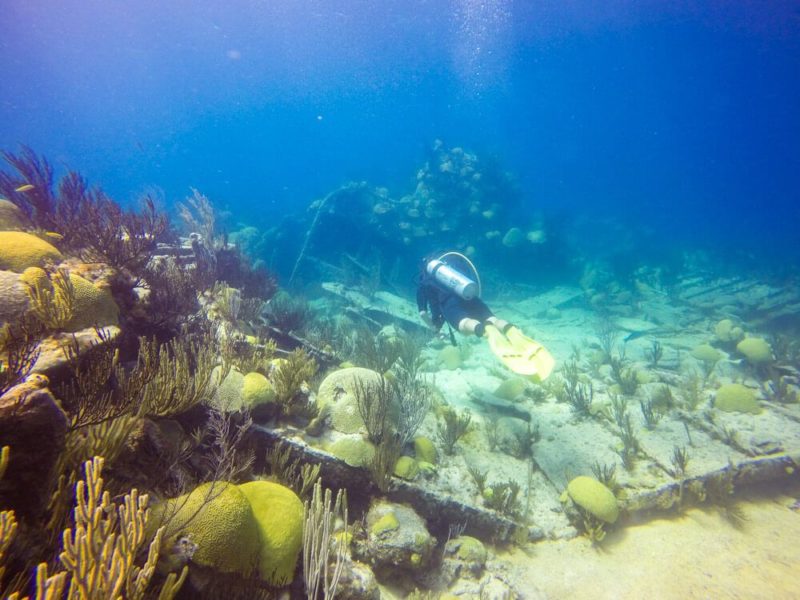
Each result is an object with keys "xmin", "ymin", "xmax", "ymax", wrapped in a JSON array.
[
  {"xmin": 0, "ymin": 380, "xmax": 68, "ymax": 521},
  {"xmin": 566, "ymin": 476, "xmax": 619, "ymax": 524},
  {"xmin": 715, "ymin": 383, "xmax": 761, "ymax": 414},
  {"xmin": 736, "ymin": 337, "xmax": 773, "ymax": 364},
  {"xmin": 238, "ymin": 480, "xmax": 304, "ymax": 585},
  {"xmin": 335, "ymin": 557, "xmax": 381, "ymax": 600},
  {"xmin": 442, "ymin": 535, "xmax": 488, "ymax": 582},
  {"xmin": 0, "ymin": 231, "xmax": 62, "ymax": 272},
  {"xmin": 371, "ymin": 511, "xmax": 400, "ymax": 537},
  {"xmin": 0, "ymin": 269, "xmax": 30, "ymax": 324},
  {"xmin": 359, "ymin": 501, "xmax": 435, "ymax": 572},
  {"xmin": 0, "ymin": 199, "xmax": 29, "ymax": 231}
]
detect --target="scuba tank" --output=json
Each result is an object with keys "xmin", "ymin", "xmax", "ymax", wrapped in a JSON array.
[{"xmin": 426, "ymin": 252, "xmax": 481, "ymax": 300}]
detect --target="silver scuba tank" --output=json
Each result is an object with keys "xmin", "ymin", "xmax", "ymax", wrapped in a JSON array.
[{"xmin": 426, "ymin": 259, "xmax": 478, "ymax": 300}]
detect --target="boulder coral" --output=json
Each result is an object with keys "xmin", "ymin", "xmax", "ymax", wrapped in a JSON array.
[
  {"xmin": 0, "ymin": 231, "xmax": 62, "ymax": 272},
  {"xmin": 714, "ymin": 383, "xmax": 761, "ymax": 414},
  {"xmin": 691, "ymin": 343, "xmax": 722, "ymax": 363},
  {"xmin": 152, "ymin": 480, "xmax": 305, "ymax": 586},
  {"xmin": 242, "ymin": 372, "xmax": 276, "ymax": 407},
  {"xmin": 736, "ymin": 337, "xmax": 773, "ymax": 364},
  {"xmin": 238, "ymin": 480, "xmax": 304, "ymax": 585},
  {"xmin": 317, "ymin": 367, "xmax": 385, "ymax": 435},
  {"xmin": 326, "ymin": 436, "xmax": 376, "ymax": 468},
  {"xmin": 413, "ymin": 436, "xmax": 437, "ymax": 464},
  {"xmin": 21, "ymin": 266, "xmax": 119, "ymax": 331},
  {"xmin": 566, "ymin": 475, "xmax": 619, "ymax": 524},
  {"xmin": 714, "ymin": 319, "xmax": 744, "ymax": 344},
  {"xmin": 152, "ymin": 482, "xmax": 262, "ymax": 577},
  {"xmin": 209, "ymin": 367, "xmax": 247, "ymax": 412},
  {"xmin": 393, "ymin": 456, "xmax": 419, "ymax": 480}
]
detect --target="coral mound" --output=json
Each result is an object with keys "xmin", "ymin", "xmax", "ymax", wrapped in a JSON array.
[
  {"xmin": 714, "ymin": 383, "xmax": 761, "ymax": 414},
  {"xmin": 152, "ymin": 482, "xmax": 261, "ymax": 577},
  {"xmin": 238, "ymin": 480, "xmax": 304, "ymax": 586},
  {"xmin": 153, "ymin": 480, "xmax": 305, "ymax": 586},
  {"xmin": 566, "ymin": 476, "xmax": 619, "ymax": 524},
  {"xmin": 0, "ymin": 231, "xmax": 62, "ymax": 272}
]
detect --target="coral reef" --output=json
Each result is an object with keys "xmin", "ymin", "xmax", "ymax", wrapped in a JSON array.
[{"xmin": 0, "ymin": 232, "xmax": 62, "ymax": 273}]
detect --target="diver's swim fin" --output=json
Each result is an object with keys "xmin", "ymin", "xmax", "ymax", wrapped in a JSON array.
[{"xmin": 485, "ymin": 325, "xmax": 556, "ymax": 382}]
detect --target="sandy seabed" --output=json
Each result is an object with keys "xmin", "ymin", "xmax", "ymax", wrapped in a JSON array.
[{"xmin": 505, "ymin": 481, "xmax": 800, "ymax": 600}]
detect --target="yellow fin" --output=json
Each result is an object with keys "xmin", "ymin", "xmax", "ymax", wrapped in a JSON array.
[
  {"xmin": 15, "ymin": 184, "xmax": 35, "ymax": 192},
  {"xmin": 485, "ymin": 325, "xmax": 555, "ymax": 382}
]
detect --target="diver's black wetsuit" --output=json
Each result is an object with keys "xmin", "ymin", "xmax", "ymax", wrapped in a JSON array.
[{"xmin": 416, "ymin": 271, "xmax": 493, "ymax": 333}]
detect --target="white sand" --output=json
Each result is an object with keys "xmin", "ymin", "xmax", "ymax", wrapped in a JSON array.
[{"xmin": 505, "ymin": 482, "xmax": 800, "ymax": 599}]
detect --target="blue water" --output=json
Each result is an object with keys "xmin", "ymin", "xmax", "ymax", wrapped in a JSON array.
[{"xmin": 2, "ymin": 1, "xmax": 799, "ymax": 267}]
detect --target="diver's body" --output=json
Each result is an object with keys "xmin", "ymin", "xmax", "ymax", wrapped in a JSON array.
[
  {"xmin": 416, "ymin": 251, "xmax": 556, "ymax": 381},
  {"xmin": 416, "ymin": 254, "xmax": 511, "ymax": 338}
]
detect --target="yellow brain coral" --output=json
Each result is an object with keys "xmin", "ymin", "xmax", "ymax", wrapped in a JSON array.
[
  {"xmin": 242, "ymin": 372, "xmax": 276, "ymax": 407},
  {"xmin": 21, "ymin": 266, "xmax": 119, "ymax": 331},
  {"xmin": 152, "ymin": 482, "xmax": 261, "ymax": 576},
  {"xmin": 715, "ymin": 383, "xmax": 761, "ymax": 414},
  {"xmin": 326, "ymin": 436, "xmax": 376, "ymax": 467},
  {"xmin": 736, "ymin": 337, "xmax": 773, "ymax": 364},
  {"xmin": 317, "ymin": 367, "xmax": 387, "ymax": 434},
  {"xmin": 66, "ymin": 272, "xmax": 119, "ymax": 331},
  {"xmin": 0, "ymin": 231, "xmax": 62, "ymax": 272},
  {"xmin": 151, "ymin": 480, "xmax": 306, "ymax": 586},
  {"xmin": 237, "ymin": 480, "xmax": 304, "ymax": 586},
  {"xmin": 566, "ymin": 476, "xmax": 619, "ymax": 524}
]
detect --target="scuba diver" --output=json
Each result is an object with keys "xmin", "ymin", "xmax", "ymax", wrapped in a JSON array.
[{"xmin": 416, "ymin": 251, "xmax": 555, "ymax": 382}]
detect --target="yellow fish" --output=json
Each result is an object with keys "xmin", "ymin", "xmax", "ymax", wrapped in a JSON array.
[
  {"xmin": 14, "ymin": 184, "xmax": 34, "ymax": 192},
  {"xmin": 45, "ymin": 232, "xmax": 64, "ymax": 241}
]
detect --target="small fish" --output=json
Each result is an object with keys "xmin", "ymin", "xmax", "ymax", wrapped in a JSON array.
[
  {"xmin": 14, "ymin": 184, "xmax": 34, "ymax": 192},
  {"xmin": 44, "ymin": 232, "xmax": 64, "ymax": 241},
  {"xmin": 623, "ymin": 330, "xmax": 648, "ymax": 342}
]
